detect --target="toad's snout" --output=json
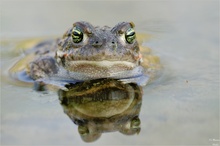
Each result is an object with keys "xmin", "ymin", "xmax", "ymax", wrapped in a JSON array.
[{"xmin": 92, "ymin": 36, "xmax": 117, "ymax": 49}]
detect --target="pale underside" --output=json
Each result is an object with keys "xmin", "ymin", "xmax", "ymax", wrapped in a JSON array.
[{"xmin": 42, "ymin": 62, "xmax": 149, "ymax": 90}]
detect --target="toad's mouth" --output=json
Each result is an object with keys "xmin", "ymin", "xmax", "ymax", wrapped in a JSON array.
[
  {"xmin": 57, "ymin": 60, "xmax": 144, "ymax": 80},
  {"xmin": 65, "ymin": 60, "xmax": 137, "ymax": 73}
]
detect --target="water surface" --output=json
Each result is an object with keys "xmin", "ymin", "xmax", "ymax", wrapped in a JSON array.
[{"xmin": 1, "ymin": 1, "xmax": 219, "ymax": 145}]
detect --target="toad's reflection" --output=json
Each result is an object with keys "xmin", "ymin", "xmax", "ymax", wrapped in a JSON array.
[{"xmin": 58, "ymin": 79, "xmax": 142, "ymax": 142}]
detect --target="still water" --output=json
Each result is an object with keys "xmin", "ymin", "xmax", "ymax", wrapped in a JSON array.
[{"xmin": 1, "ymin": 1, "xmax": 219, "ymax": 145}]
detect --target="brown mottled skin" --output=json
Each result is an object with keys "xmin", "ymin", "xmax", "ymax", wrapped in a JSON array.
[
  {"xmin": 29, "ymin": 21, "xmax": 142, "ymax": 80},
  {"xmin": 8, "ymin": 21, "xmax": 159, "ymax": 90}
]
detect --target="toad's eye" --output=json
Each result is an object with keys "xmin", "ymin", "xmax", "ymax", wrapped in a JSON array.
[
  {"xmin": 125, "ymin": 28, "xmax": 136, "ymax": 44},
  {"xmin": 72, "ymin": 26, "xmax": 83, "ymax": 43}
]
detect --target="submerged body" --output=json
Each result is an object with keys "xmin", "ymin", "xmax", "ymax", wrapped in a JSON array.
[{"xmin": 9, "ymin": 21, "xmax": 161, "ymax": 90}]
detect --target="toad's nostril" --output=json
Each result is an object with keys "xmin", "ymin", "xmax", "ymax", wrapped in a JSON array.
[{"xmin": 92, "ymin": 40, "xmax": 102, "ymax": 48}]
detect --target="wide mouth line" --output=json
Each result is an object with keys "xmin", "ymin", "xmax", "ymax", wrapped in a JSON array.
[{"xmin": 68, "ymin": 60, "xmax": 136, "ymax": 67}]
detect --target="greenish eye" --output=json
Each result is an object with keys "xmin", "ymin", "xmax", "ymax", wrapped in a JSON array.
[
  {"xmin": 72, "ymin": 26, "xmax": 83, "ymax": 43},
  {"xmin": 125, "ymin": 28, "xmax": 136, "ymax": 44}
]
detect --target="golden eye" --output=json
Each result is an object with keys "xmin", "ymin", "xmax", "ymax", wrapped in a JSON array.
[
  {"xmin": 125, "ymin": 28, "xmax": 136, "ymax": 44},
  {"xmin": 72, "ymin": 26, "xmax": 83, "ymax": 43}
]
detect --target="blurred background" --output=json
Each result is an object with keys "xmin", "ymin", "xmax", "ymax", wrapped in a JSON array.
[{"xmin": 1, "ymin": 0, "xmax": 196, "ymax": 38}]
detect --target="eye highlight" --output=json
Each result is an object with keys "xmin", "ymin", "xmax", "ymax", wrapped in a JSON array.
[
  {"xmin": 72, "ymin": 26, "xmax": 83, "ymax": 43},
  {"xmin": 125, "ymin": 28, "xmax": 136, "ymax": 44}
]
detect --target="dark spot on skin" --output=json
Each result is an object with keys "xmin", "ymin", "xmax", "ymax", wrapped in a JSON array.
[
  {"xmin": 60, "ymin": 56, "xmax": 66, "ymax": 66},
  {"xmin": 118, "ymin": 30, "xmax": 124, "ymax": 35},
  {"xmin": 35, "ymin": 50, "xmax": 40, "ymax": 54},
  {"xmin": 44, "ymin": 50, "xmax": 50, "ymax": 54}
]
